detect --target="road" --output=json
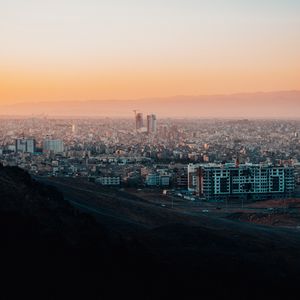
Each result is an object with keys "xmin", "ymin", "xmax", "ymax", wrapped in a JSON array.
[
  {"xmin": 36, "ymin": 177, "xmax": 151, "ymax": 233},
  {"xmin": 35, "ymin": 176, "xmax": 300, "ymax": 235}
]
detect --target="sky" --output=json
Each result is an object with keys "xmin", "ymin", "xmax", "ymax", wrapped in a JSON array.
[{"xmin": 0, "ymin": 0, "xmax": 300, "ymax": 104}]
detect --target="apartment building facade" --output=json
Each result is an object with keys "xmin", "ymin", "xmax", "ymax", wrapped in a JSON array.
[{"xmin": 188, "ymin": 163, "xmax": 295, "ymax": 201}]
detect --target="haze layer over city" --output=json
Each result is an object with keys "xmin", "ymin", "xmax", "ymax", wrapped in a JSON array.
[{"xmin": 1, "ymin": 1, "xmax": 300, "ymax": 299}]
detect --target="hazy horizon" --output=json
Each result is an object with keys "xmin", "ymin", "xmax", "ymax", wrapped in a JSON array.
[
  {"xmin": 1, "ymin": 90, "xmax": 299, "ymax": 119},
  {"xmin": 1, "ymin": 0, "xmax": 300, "ymax": 106}
]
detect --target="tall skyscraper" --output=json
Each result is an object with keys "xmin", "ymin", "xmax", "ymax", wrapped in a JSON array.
[
  {"xmin": 43, "ymin": 139, "xmax": 64, "ymax": 153},
  {"xmin": 15, "ymin": 138, "xmax": 36, "ymax": 154},
  {"xmin": 71, "ymin": 124, "xmax": 77, "ymax": 135},
  {"xmin": 147, "ymin": 114, "xmax": 157, "ymax": 134},
  {"xmin": 135, "ymin": 113, "xmax": 144, "ymax": 131}
]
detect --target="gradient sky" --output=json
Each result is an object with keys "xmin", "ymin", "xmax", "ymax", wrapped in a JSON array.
[{"xmin": 1, "ymin": 0, "xmax": 300, "ymax": 104}]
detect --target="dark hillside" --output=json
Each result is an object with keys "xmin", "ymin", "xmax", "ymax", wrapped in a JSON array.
[{"xmin": 1, "ymin": 165, "xmax": 300, "ymax": 299}]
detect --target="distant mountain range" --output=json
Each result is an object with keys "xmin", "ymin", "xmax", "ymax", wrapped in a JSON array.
[{"xmin": 1, "ymin": 90, "xmax": 299, "ymax": 118}]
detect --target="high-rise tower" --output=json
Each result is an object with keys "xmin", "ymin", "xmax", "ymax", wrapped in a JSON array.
[
  {"xmin": 135, "ymin": 113, "xmax": 144, "ymax": 131},
  {"xmin": 147, "ymin": 114, "xmax": 157, "ymax": 134}
]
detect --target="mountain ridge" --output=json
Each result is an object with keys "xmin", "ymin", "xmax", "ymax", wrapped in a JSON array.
[{"xmin": 1, "ymin": 90, "xmax": 299, "ymax": 118}]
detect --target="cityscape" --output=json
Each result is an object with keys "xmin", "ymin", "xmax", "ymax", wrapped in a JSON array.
[
  {"xmin": 1, "ymin": 0, "xmax": 300, "ymax": 299},
  {"xmin": 1, "ymin": 116, "xmax": 299, "ymax": 197}
]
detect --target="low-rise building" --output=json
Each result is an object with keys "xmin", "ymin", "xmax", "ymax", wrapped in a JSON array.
[
  {"xmin": 146, "ymin": 173, "xmax": 170, "ymax": 187},
  {"xmin": 96, "ymin": 176, "xmax": 121, "ymax": 186}
]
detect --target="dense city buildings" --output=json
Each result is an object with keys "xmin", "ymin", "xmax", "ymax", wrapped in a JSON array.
[{"xmin": 0, "ymin": 116, "xmax": 299, "ymax": 201}]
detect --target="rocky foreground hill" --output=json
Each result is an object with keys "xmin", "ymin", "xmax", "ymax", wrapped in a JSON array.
[{"xmin": 1, "ymin": 165, "xmax": 300, "ymax": 299}]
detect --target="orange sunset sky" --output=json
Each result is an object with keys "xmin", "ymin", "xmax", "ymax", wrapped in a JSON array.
[{"xmin": 1, "ymin": 0, "xmax": 300, "ymax": 105}]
